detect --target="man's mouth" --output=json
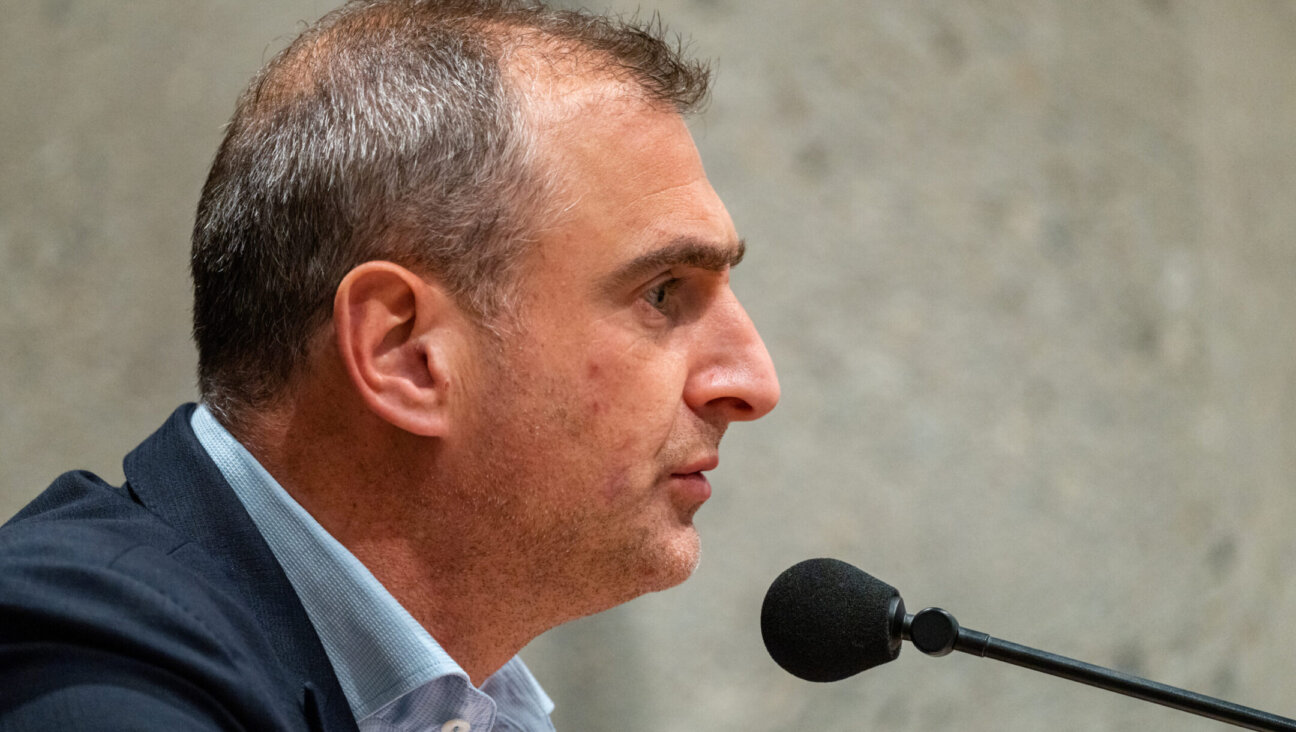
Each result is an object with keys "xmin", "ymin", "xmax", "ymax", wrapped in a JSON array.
[
  {"xmin": 672, "ymin": 455, "xmax": 720, "ymax": 477},
  {"xmin": 667, "ymin": 455, "xmax": 719, "ymax": 506}
]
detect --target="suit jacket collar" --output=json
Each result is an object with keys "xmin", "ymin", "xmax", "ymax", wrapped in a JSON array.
[{"xmin": 123, "ymin": 403, "xmax": 357, "ymax": 732}]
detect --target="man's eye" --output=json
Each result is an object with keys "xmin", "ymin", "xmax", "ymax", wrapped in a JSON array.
[{"xmin": 643, "ymin": 278, "xmax": 682, "ymax": 312}]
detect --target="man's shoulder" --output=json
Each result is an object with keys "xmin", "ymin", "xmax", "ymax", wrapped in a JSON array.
[
  {"xmin": 0, "ymin": 469, "xmax": 326, "ymax": 730},
  {"xmin": 0, "ymin": 469, "xmax": 218, "ymax": 610},
  {"xmin": 2, "ymin": 467, "xmax": 220, "ymax": 609},
  {"xmin": 4, "ymin": 467, "xmax": 183, "ymax": 555}
]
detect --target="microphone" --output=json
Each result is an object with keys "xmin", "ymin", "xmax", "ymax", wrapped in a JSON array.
[
  {"xmin": 760, "ymin": 557, "xmax": 905, "ymax": 682},
  {"xmin": 761, "ymin": 558, "xmax": 1296, "ymax": 732}
]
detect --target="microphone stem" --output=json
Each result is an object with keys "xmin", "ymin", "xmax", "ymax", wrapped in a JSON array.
[{"xmin": 956, "ymin": 629, "xmax": 1296, "ymax": 732}]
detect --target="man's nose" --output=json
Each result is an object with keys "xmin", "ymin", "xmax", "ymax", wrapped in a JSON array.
[{"xmin": 684, "ymin": 291, "xmax": 780, "ymax": 423}]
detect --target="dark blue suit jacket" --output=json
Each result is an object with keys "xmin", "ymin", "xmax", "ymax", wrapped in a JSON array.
[{"xmin": 0, "ymin": 405, "xmax": 358, "ymax": 731}]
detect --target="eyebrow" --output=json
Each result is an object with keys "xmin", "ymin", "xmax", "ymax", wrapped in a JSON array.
[{"xmin": 600, "ymin": 237, "xmax": 747, "ymax": 295}]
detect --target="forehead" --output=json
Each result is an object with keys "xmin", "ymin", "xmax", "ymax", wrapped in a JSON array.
[{"xmin": 524, "ymin": 84, "xmax": 740, "ymax": 285}]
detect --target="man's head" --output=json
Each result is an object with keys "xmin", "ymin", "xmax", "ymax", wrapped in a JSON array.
[
  {"xmin": 190, "ymin": 0, "xmax": 779, "ymax": 641},
  {"xmin": 436, "ymin": 83, "xmax": 780, "ymax": 619},
  {"xmin": 191, "ymin": 0, "xmax": 712, "ymax": 426}
]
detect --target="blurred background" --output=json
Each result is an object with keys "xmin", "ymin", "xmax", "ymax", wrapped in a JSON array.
[{"xmin": 3, "ymin": 1, "xmax": 1295, "ymax": 730}]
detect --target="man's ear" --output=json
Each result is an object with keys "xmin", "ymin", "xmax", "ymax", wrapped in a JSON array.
[{"xmin": 333, "ymin": 261, "xmax": 470, "ymax": 437}]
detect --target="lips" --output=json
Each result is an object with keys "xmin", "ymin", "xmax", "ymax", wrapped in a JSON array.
[
  {"xmin": 667, "ymin": 455, "xmax": 718, "ymax": 508},
  {"xmin": 671, "ymin": 455, "xmax": 719, "ymax": 477}
]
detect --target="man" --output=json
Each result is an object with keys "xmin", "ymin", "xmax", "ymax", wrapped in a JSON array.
[{"xmin": 0, "ymin": 0, "xmax": 778, "ymax": 729}]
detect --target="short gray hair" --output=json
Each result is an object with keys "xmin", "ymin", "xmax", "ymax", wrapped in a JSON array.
[{"xmin": 191, "ymin": 0, "xmax": 712, "ymax": 425}]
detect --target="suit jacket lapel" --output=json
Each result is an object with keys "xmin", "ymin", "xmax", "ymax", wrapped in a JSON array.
[{"xmin": 123, "ymin": 404, "xmax": 357, "ymax": 732}]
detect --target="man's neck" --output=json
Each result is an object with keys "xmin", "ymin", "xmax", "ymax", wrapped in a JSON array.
[{"xmin": 237, "ymin": 400, "xmax": 554, "ymax": 685}]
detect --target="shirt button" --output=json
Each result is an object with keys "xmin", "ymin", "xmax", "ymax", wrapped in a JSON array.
[{"xmin": 441, "ymin": 720, "xmax": 471, "ymax": 732}]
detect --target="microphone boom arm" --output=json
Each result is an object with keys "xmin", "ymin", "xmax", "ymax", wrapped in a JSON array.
[{"xmin": 904, "ymin": 607, "xmax": 1296, "ymax": 732}]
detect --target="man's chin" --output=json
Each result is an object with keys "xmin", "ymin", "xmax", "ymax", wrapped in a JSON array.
[
  {"xmin": 556, "ymin": 530, "xmax": 702, "ymax": 625},
  {"xmin": 639, "ymin": 527, "xmax": 702, "ymax": 594}
]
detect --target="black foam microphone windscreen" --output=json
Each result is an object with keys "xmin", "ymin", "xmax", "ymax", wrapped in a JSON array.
[{"xmin": 761, "ymin": 558, "xmax": 903, "ymax": 682}]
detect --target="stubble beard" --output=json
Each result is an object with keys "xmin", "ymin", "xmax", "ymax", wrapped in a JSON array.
[{"xmin": 455, "ymin": 350, "xmax": 708, "ymax": 623}]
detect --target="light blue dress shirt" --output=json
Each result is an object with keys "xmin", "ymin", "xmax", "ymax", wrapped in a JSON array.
[{"xmin": 191, "ymin": 405, "xmax": 555, "ymax": 732}]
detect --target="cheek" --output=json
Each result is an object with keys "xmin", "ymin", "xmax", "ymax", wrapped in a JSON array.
[
  {"xmin": 579, "ymin": 356, "xmax": 657, "ymax": 436},
  {"xmin": 583, "ymin": 361, "xmax": 607, "ymax": 416},
  {"xmin": 598, "ymin": 470, "xmax": 635, "ymax": 502},
  {"xmin": 577, "ymin": 358, "xmax": 652, "ymax": 493},
  {"xmin": 579, "ymin": 352, "xmax": 689, "ymax": 470}
]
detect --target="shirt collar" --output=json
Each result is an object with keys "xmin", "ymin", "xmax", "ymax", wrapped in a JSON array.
[{"xmin": 189, "ymin": 404, "xmax": 554, "ymax": 728}]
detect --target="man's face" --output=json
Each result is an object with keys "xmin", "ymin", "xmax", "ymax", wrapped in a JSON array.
[{"xmin": 454, "ymin": 91, "xmax": 779, "ymax": 617}]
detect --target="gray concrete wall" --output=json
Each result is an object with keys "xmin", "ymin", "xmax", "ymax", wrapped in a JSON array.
[{"xmin": 4, "ymin": 2, "xmax": 1295, "ymax": 730}]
